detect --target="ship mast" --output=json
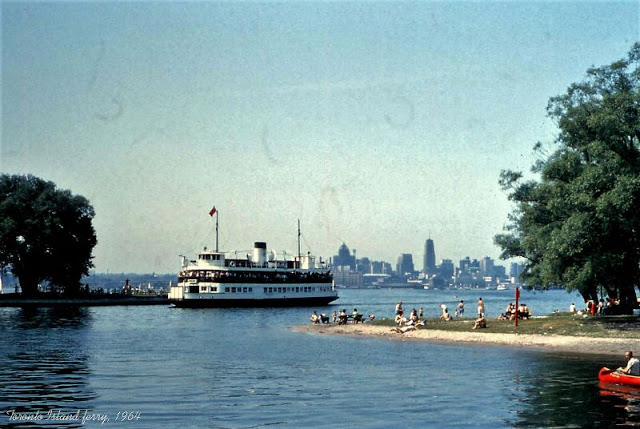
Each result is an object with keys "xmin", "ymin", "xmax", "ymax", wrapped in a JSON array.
[
  {"xmin": 215, "ymin": 210, "xmax": 219, "ymax": 252},
  {"xmin": 297, "ymin": 219, "xmax": 301, "ymax": 265},
  {"xmin": 209, "ymin": 206, "xmax": 219, "ymax": 252}
]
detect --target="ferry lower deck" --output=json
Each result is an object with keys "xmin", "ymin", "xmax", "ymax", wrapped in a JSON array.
[{"xmin": 168, "ymin": 282, "xmax": 338, "ymax": 307}]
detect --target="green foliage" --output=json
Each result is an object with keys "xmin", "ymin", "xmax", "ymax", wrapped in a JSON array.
[
  {"xmin": 496, "ymin": 44, "xmax": 640, "ymax": 312},
  {"xmin": 0, "ymin": 174, "xmax": 97, "ymax": 296}
]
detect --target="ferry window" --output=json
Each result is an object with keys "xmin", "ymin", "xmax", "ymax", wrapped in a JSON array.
[
  {"xmin": 210, "ymin": 287, "xmax": 217, "ymax": 292},
  {"xmin": 231, "ymin": 287, "xmax": 237, "ymax": 293},
  {"xmin": 189, "ymin": 286, "xmax": 199, "ymax": 293},
  {"xmin": 225, "ymin": 287, "xmax": 230, "ymax": 292},
  {"xmin": 295, "ymin": 287, "xmax": 299, "ymax": 292},
  {"xmin": 243, "ymin": 287, "xmax": 248, "ymax": 293},
  {"xmin": 200, "ymin": 286, "xmax": 207, "ymax": 292},
  {"xmin": 249, "ymin": 287, "xmax": 253, "ymax": 292}
]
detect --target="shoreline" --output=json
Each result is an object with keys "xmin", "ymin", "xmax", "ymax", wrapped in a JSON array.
[
  {"xmin": 294, "ymin": 323, "xmax": 636, "ymax": 357},
  {"xmin": 0, "ymin": 294, "xmax": 169, "ymax": 307}
]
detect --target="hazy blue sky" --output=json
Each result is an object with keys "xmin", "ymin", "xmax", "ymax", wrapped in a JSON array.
[{"xmin": 2, "ymin": 1, "xmax": 638, "ymax": 274}]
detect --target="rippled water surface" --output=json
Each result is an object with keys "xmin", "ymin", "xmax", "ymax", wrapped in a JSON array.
[{"xmin": 1, "ymin": 288, "xmax": 639, "ymax": 428}]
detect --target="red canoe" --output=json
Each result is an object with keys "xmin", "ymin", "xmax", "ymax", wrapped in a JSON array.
[{"xmin": 599, "ymin": 367, "xmax": 640, "ymax": 387}]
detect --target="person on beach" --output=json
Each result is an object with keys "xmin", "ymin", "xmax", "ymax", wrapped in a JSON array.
[
  {"xmin": 395, "ymin": 301, "xmax": 403, "ymax": 315},
  {"xmin": 394, "ymin": 310, "xmax": 407, "ymax": 326},
  {"xmin": 310, "ymin": 311, "xmax": 319, "ymax": 324},
  {"xmin": 409, "ymin": 308, "xmax": 419, "ymax": 325},
  {"xmin": 439, "ymin": 304, "xmax": 451, "ymax": 321},
  {"xmin": 472, "ymin": 316, "xmax": 486, "ymax": 329},
  {"xmin": 569, "ymin": 302, "xmax": 576, "ymax": 313},
  {"xmin": 477, "ymin": 297, "xmax": 485, "ymax": 318},
  {"xmin": 457, "ymin": 300, "xmax": 464, "ymax": 316},
  {"xmin": 391, "ymin": 325, "xmax": 416, "ymax": 334},
  {"xmin": 338, "ymin": 309, "xmax": 348, "ymax": 325},
  {"xmin": 617, "ymin": 351, "xmax": 640, "ymax": 375}
]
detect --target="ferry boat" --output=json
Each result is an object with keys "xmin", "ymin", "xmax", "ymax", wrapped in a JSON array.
[{"xmin": 168, "ymin": 222, "xmax": 338, "ymax": 308}]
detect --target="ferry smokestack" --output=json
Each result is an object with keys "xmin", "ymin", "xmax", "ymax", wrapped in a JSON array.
[{"xmin": 253, "ymin": 242, "xmax": 267, "ymax": 267}]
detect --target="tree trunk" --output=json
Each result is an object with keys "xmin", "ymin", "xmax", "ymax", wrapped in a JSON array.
[
  {"xmin": 17, "ymin": 274, "xmax": 39, "ymax": 297},
  {"xmin": 618, "ymin": 283, "xmax": 638, "ymax": 314}
]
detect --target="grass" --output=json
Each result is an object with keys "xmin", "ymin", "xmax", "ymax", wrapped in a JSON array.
[{"xmin": 370, "ymin": 313, "xmax": 640, "ymax": 339}]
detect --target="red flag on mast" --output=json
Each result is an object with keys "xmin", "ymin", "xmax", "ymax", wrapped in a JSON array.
[{"xmin": 209, "ymin": 206, "xmax": 217, "ymax": 217}]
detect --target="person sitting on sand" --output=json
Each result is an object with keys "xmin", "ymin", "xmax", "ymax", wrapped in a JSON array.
[
  {"xmin": 617, "ymin": 351, "xmax": 640, "ymax": 375},
  {"xmin": 505, "ymin": 303, "xmax": 515, "ymax": 320},
  {"xmin": 310, "ymin": 311, "xmax": 319, "ymax": 324},
  {"xmin": 408, "ymin": 308, "xmax": 419, "ymax": 325},
  {"xmin": 338, "ymin": 309, "xmax": 348, "ymax": 325},
  {"xmin": 394, "ymin": 310, "xmax": 407, "ymax": 326},
  {"xmin": 518, "ymin": 303, "xmax": 531, "ymax": 319},
  {"xmin": 439, "ymin": 304, "xmax": 451, "ymax": 321},
  {"xmin": 391, "ymin": 325, "xmax": 416, "ymax": 334},
  {"xmin": 472, "ymin": 316, "xmax": 486, "ymax": 329}
]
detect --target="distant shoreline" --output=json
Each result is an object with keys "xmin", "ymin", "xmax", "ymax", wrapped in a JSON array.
[
  {"xmin": 0, "ymin": 293, "xmax": 168, "ymax": 307},
  {"xmin": 294, "ymin": 323, "xmax": 634, "ymax": 357}
]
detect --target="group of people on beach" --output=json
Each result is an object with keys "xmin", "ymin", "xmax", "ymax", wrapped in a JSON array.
[
  {"xmin": 310, "ymin": 309, "xmax": 373, "ymax": 325},
  {"xmin": 390, "ymin": 299, "xmax": 487, "ymax": 332},
  {"xmin": 497, "ymin": 302, "xmax": 532, "ymax": 320},
  {"xmin": 309, "ymin": 296, "xmax": 535, "ymax": 332}
]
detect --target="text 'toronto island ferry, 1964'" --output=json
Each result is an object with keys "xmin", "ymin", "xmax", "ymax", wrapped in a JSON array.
[{"xmin": 168, "ymin": 218, "xmax": 338, "ymax": 308}]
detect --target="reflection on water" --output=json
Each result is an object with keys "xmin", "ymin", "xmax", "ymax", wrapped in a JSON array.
[
  {"xmin": 0, "ymin": 307, "xmax": 96, "ymax": 428},
  {"xmin": 598, "ymin": 382, "xmax": 640, "ymax": 427}
]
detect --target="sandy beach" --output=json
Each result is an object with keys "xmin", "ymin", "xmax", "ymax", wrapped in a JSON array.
[{"xmin": 295, "ymin": 323, "xmax": 639, "ymax": 356}]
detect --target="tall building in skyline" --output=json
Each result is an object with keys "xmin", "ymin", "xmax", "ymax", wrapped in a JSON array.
[
  {"xmin": 396, "ymin": 253, "xmax": 414, "ymax": 277},
  {"xmin": 424, "ymin": 238, "xmax": 436, "ymax": 275},
  {"xmin": 480, "ymin": 256, "xmax": 495, "ymax": 277},
  {"xmin": 332, "ymin": 243, "xmax": 356, "ymax": 271}
]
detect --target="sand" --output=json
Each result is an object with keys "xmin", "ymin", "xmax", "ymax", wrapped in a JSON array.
[{"xmin": 294, "ymin": 323, "xmax": 639, "ymax": 356}]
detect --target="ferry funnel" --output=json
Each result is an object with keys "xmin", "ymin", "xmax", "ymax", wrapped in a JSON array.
[{"xmin": 253, "ymin": 242, "xmax": 267, "ymax": 267}]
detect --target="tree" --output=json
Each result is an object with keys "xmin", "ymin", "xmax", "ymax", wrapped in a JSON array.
[
  {"xmin": 0, "ymin": 174, "xmax": 97, "ymax": 297},
  {"xmin": 495, "ymin": 44, "xmax": 640, "ymax": 313}
]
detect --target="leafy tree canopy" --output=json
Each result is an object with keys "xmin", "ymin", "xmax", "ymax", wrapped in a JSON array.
[
  {"xmin": 496, "ymin": 44, "xmax": 640, "ymax": 313},
  {"xmin": 0, "ymin": 174, "xmax": 97, "ymax": 297}
]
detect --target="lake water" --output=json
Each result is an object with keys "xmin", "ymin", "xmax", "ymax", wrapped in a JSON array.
[{"xmin": 1, "ymin": 288, "xmax": 639, "ymax": 428}]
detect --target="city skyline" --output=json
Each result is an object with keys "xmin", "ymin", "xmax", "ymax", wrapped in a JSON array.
[
  {"xmin": 3, "ymin": 2, "xmax": 637, "ymax": 273},
  {"xmin": 333, "ymin": 239, "xmax": 511, "ymax": 276}
]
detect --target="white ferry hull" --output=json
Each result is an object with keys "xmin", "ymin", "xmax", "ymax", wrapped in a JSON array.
[
  {"xmin": 168, "ymin": 283, "xmax": 338, "ymax": 308},
  {"xmin": 170, "ymin": 295, "xmax": 338, "ymax": 308}
]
